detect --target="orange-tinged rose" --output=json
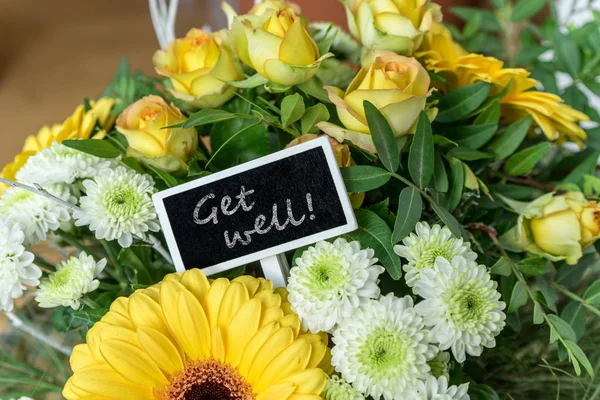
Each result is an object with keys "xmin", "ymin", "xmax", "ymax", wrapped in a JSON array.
[{"xmin": 116, "ymin": 96, "xmax": 197, "ymax": 172}]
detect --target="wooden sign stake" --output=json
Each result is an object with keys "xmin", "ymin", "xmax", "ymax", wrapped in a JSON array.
[{"xmin": 260, "ymin": 254, "xmax": 290, "ymax": 288}]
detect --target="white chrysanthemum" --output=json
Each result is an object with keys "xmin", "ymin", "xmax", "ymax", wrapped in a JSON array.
[
  {"xmin": 415, "ymin": 375, "xmax": 470, "ymax": 400},
  {"xmin": 322, "ymin": 375, "xmax": 365, "ymax": 400},
  {"xmin": 0, "ymin": 223, "xmax": 41, "ymax": 312},
  {"xmin": 35, "ymin": 252, "xmax": 106, "ymax": 310},
  {"xmin": 288, "ymin": 238, "xmax": 385, "ymax": 333},
  {"xmin": 74, "ymin": 166, "xmax": 160, "ymax": 247},
  {"xmin": 15, "ymin": 142, "xmax": 116, "ymax": 186},
  {"xmin": 414, "ymin": 256, "xmax": 506, "ymax": 363},
  {"xmin": 394, "ymin": 222, "xmax": 477, "ymax": 287},
  {"xmin": 0, "ymin": 184, "xmax": 74, "ymax": 245},
  {"xmin": 3, "ymin": 397, "xmax": 35, "ymax": 400},
  {"xmin": 331, "ymin": 293, "xmax": 437, "ymax": 400},
  {"xmin": 428, "ymin": 351, "xmax": 451, "ymax": 379}
]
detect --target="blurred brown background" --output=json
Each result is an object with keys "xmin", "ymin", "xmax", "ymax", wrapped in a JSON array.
[{"xmin": 0, "ymin": 0, "xmax": 476, "ymax": 167}]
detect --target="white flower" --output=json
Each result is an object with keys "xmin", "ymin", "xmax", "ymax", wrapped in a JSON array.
[
  {"xmin": 3, "ymin": 397, "xmax": 35, "ymax": 400},
  {"xmin": 15, "ymin": 142, "xmax": 116, "ymax": 186},
  {"xmin": 35, "ymin": 252, "xmax": 106, "ymax": 310},
  {"xmin": 394, "ymin": 222, "xmax": 477, "ymax": 287},
  {"xmin": 74, "ymin": 166, "xmax": 160, "ymax": 247},
  {"xmin": 0, "ymin": 184, "xmax": 73, "ymax": 245},
  {"xmin": 415, "ymin": 375, "xmax": 470, "ymax": 400},
  {"xmin": 287, "ymin": 238, "xmax": 385, "ymax": 333},
  {"xmin": 0, "ymin": 223, "xmax": 41, "ymax": 312},
  {"xmin": 331, "ymin": 293, "xmax": 437, "ymax": 400},
  {"xmin": 413, "ymin": 256, "xmax": 506, "ymax": 363},
  {"xmin": 322, "ymin": 375, "xmax": 365, "ymax": 400},
  {"xmin": 428, "ymin": 351, "xmax": 451, "ymax": 379}
]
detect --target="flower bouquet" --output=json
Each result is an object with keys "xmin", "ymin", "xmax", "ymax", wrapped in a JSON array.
[{"xmin": 1, "ymin": 0, "xmax": 600, "ymax": 399}]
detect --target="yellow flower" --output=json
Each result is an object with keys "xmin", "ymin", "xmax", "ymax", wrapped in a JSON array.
[
  {"xmin": 517, "ymin": 192, "xmax": 600, "ymax": 265},
  {"xmin": 342, "ymin": 0, "xmax": 442, "ymax": 55},
  {"xmin": 230, "ymin": 8, "xmax": 332, "ymax": 86},
  {"xmin": 63, "ymin": 270, "xmax": 332, "ymax": 399},
  {"xmin": 153, "ymin": 29, "xmax": 241, "ymax": 109},
  {"xmin": 320, "ymin": 50, "xmax": 431, "ymax": 153},
  {"xmin": 417, "ymin": 23, "xmax": 589, "ymax": 146},
  {"xmin": 116, "ymin": 95, "xmax": 198, "ymax": 172},
  {"xmin": 1, "ymin": 98, "xmax": 115, "ymax": 192},
  {"xmin": 286, "ymin": 134, "xmax": 365, "ymax": 208},
  {"xmin": 222, "ymin": 0, "xmax": 302, "ymax": 29}
]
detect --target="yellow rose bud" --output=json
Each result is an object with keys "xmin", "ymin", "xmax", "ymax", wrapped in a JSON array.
[
  {"xmin": 519, "ymin": 192, "xmax": 600, "ymax": 265},
  {"xmin": 321, "ymin": 51, "xmax": 431, "ymax": 152},
  {"xmin": 116, "ymin": 95, "xmax": 198, "ymax": 172},
  {"xmin": 153, "ymin": 29, "xmax": 241, "ymax": 109},
  {"xmin": 230, "ymin": 8, "xmax": 332, "ymax": 86},
  {"xmin": 286, "ymin": 134, "xmax": 365, "ymax": 208},
  {"xmin": 342, "ymin": 0, "xmax": 442, "ymax": 55}
]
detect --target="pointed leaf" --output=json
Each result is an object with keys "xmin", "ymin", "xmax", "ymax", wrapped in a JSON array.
[
  {"xmin": 491, "ymin": 256, "xmax": 512, "ymax": 276},
  {"xmin": 409, "ymin": 112, "xmax": 434, "ymax": 188},
  {"xmin": 341, "ymin": 166, "xmax": 391, "ymax": 192},
  {"xmin": 280, "ymin": 93, "xmax": 305, "ymax": 127},
  {"xmin": 508, "ymin": 281, "xmax": 528, "ymax": 312},
  {"xmin": 504, "ymin": 142, "xmax": 552, "ymax": 176},
  {"xmin": 62, "ymin": 139, "xmax": 121, "ymax": 159},
  {"xmin": 436, "ymin": 81, "xmax": 491, "ymax": 123},
  {"xmin": 392, "ymin": 187, "xmax": 423, "ymax": 243},
  {"xmin": 364, "ymin": 101, "xmax": 399, "ymax": 172},
  {"xmin": 486, "ymin": 116, "xmax": 532, "ymax": 160}
]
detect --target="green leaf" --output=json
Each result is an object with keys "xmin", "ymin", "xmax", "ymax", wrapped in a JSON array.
[
  {"xmin": 183, "ymin": 109, "xmax": 243, "ymax": 128},
  {"xmin": 347, "ymin": 209, "xmax": 402, "ymax": 280},
  {"xmin": 491, "ymin": 256, "xmax": 512, "ymax": 276},
  {"xmin": 533, "ymin": 302, "xmax": 544, "ymax": 324},
  {"xmin": 474, "ymin": 99, "xmax": 500, "ymax": 124},
  {"xmin": 564, "ymin": 151, "xmax": 600, "ymax": 184},
  {"xmin": 280, "ymin": 93, "xmax": 305, "ymax": 127},
  {"xmin": 561, "ymin": 301, "xmax": 586, "ymax": 340},
  {"xmin": 149, "ymin": 165, "xmax": 179, "ymax": 188},
  {"xmin": 72, "ymin": 308, "xmax": 109, "ymax": 326},
  {"xmin": 508, "ymin": 281, "xmax": 528, "ymax": 312},
  {"xmin": 430, "ymin": 201, "xmax": 464, "ymax": 239},
  {"xmin": 298, "ymin": 76, "xmax": 331, "ymax": 103},
  {"xmin": 451, "ymin": 7, "xmax": 501, "ymax": 32},
  {"xmin": 548, "ymin": 314, "xmax": 578, "ymax": 342},
  {"xmin": 341, "ymin": 166, "xmax": 391, "ymax": 192},
  {"xmin": 447, "ymin": 158, "xmax": 464, "ymax": 212},
  {"xmin": 364, "ymin": 101, "xmax": 399, "ymax": 172},
  {"xmin": 537, "ymin": 277, "xmax": 558, "ymax": 312},
  {"xmin": 517, "ymin": 257, "xmax": 548, "ymax": 277},
  {"xmin": 409, "ymin": 112, "xmax": 434, "ymax": 187},
  {"xmin": 446, "ymin": 147, "xmax": 493, "ymax": 161},
  {"xmin": 432, "ymin": 152, "xmax": 449, "ymax": 192},
  {"xmin": 583, "ymin": 279, "xmax": 600, "ymax": 305},
  {"xmin": 446, "ymin": 123, "xmax": 497, "ymax": 149},
  {"xmin": 511, "ymin": 0, "xmax": 546, "ymax": 21},
  {"xmin": 226, "ymin": 73, "xmax": 269, "ymax": 88},
  {"xmin": 392, "ymin": 187, "xmax": 423, "ymax": 243},
  {"xmin": 301, "ymin": 103, "xmax": 330, "ymax": 133},
  {"xmin": 436, "ymin": 82, "xmax": 491, "ymax": 123},
  {"xmin": 486, "ymin": 116, "xmax": 532, "ymax": 161},
  {"xmin": 62, "ymin": 139, "xmax": 121, "ymax": 159},
  {"xmin": 468, "ymin": 384, "xmax": 501, "ymax": 400},
  {"xmin": 316, "ymin": 23, "xmax": 338, "ymax": 56},
  {"xmin": 554, "ymin": 31, "xmax": 581, "ymax": 78},
  {"xmin": 564, "ymin": 340, "xmax": 595, "ymax": 378},
  {"xmin": 504, "ymin": 142, "xmax": 551, "ymax": 176}
]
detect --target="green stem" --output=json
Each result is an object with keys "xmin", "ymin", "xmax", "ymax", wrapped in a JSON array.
[
  {"xmin": 81, "ymin": 297, "xmax": 100, "ymax": 309},
  {"xmin": 389, "ymin": 172, "xmax": 435, "ymax": 203},
  {"xmin": 57, "ymin": 230, "xmax": 103, "ymax": 260},
  {"xmin": 100, "ymin": 240, "xmax": 123, "ymax": 280},
  {"xmin": 550, "ymin": 281, "xmax": 600, "ymax": 319},
  {"xmin": 34, "ymin": 254, "xmax": 56, "ymax": 271}
]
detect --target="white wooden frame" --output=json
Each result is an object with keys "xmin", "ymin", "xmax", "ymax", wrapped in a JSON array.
[{"xmin": 153, "ymin": 136, "xmax": 358, "ymax": 281}]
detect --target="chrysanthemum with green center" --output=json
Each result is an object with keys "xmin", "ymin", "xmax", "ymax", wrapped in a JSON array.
[
  {"xmin": 322, "ymin": 375, "xmax": 365, "ymax": 400},
  {"xmin": 331, "ymin": 293, "xmax": 437, "ymax": 400},
  {"xmin": 414, "ymin": 255, "xmax": 506, "ymax": 363},
  {"xmin": 394, "ymin": 222, "xmax": 477, "ymax": 287}
]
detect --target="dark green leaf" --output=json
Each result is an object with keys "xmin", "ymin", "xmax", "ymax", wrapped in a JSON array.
[
  {"xmin": 62, "ymin": 139, "xmax": 121, "ymax": 159},
  {"xmin": 451, "ymin": 7, "xmax": 501, "ymax": 32},
  {"xmin": 446, "ymin": 123, "xmax": 497, "ymax": 149},
  {"xmin": 537, "ymin": 277, "xmax": 558, "ymax": 312},
  {"xmin": 508, "ymin": 281, "xmax": 528, "ymax": 312},
  {"xmin": 533, "ymin": 302, "xmax": 544, "ymax": 324},
  {"xmin": 511, "ymin": 0, "xmax": 547, "ymax": 21},
  {"xmin": 468, "ymin": 384, "xmax": 501, "ymax": 400},
  {"xmin": 491, "ymin": 256, "xmax": 512, "ymax": 276},
  {"xmin": 564, "ymin": 151, "xmax": 600, "ymax": 183},
  {"xmin": 504, "ymin": 142, "xmax": 552, "ymax": 176},
  {"xmin": 432, "ymin": 152, "xmax": 449, "ymax": 192},
  {"xmin": 364, "ymin": 101, "xmax": 399, "ymax": 172},
  {"xmin": 347, "ymin": 209, "xmax": 402, "ymax": 280},
  {"xmin": 486, "ymin": 116, "xmax": 532, "ymax": 160},
  {"xmin": 183, "ymin": 109, "xmax": 243, "ymax": 128},
  {"xmin": 436, "ymin": 82, "xmax": 491, "ymax": 123},
  {"xmin": 446, "ymin": 147, "xmax": 493, "ymax": 161},
  {"xmin": 298, "ymin": 76, "xmax": 331, "ymax": 103},
  {"xmin": 301, "ymin": 104, "xmax": 330, "ymax": 133},
  {"xmin": 554, "ymin": 31, "xmax": 581, "ymax": 77},
  {"xmin": 564, "ymin": 340, "xmax": 594, "ymax": 378},
  {"xmin": 409, "ymin": 112, "xmax": 434, "ymax": 187},
  {"xmin": 548, "ymin": 314, "xmax": 578, "ymax": 342},
  {"xmin": 474, "ymin": 99, "xmax": 500, "ymax": 124},
  {"xmin": 280, "ymin": 93, "xmax": 305, "ymax": 127},
  {"xmin": 430, "ymin": 201, "xmax": 464, "ymax": 239},
  {"xmin": 447, "ymin": 158, "xmax": 464, "ymax": 212},
  {"xmin": 149, "ymin": 165, "xmax": 179, "ymax": 188},
  {"xmin": 517, "ymin": 257, "xmax": 548, "ymax": 276},
  {"xmin": 583, "ymin": 279, "xmax": 600, "ymax": 305},
  {"xmin": 392, "ymin": 187, "xmax": 423, "ymax": 243},
  {"xmin": 341, "ymin": 166, "xmax": 391, "ymax": 192},
  {"xmin": 561, "ymin": 301, "xmax": 586, "ymax": 340}
]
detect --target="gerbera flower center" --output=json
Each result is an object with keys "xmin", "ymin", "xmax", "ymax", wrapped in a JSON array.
[{"xmin": 162, "ymin": 359, "xmax": 255, "ymax": 400}]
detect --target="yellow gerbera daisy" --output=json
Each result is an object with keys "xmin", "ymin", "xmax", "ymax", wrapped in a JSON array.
[
  {"xmin": 63, "ymin": 270, "xmax": 332, "ymax": 400},
  {"xmin": 1, "ymin": 98, "xmax": 115, "ymax": 191},
  {"xmin": 417, "ymin": 24, "xmax": 589, "ymax": 146}
]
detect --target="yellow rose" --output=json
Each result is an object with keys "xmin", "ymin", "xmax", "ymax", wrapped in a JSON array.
[
  {"xmin": 319, "ymin": 51, "xmax": 431, "ymax": 153},
  {"xmin": 517, "ymin": 192, "xmax": 600, "ymax": 265},
  {"xmin": 230, "ymin": 8, "xmax": 332, "ymax": 86},
  {"xmin": 222, "ymin": 0, "xmax": 302, "ymax": 28},
  {"xmin": 153, "ymin": 29, "xmax": 241, "ymax": 109},
  {"xmin": 286, "ymin": 134, "xmax": 365, "ymax": 208},
  {"xmin": 116, "ymin": 95, "xmax": 198, "ymax": 172},
  {"xmin": 342, "ymin": 0, "xmax": 442, "ymax": 55}
]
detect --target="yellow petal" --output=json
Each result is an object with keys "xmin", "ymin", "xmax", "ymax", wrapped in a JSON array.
[
  {"xmin": 260, "ymin": 306, "xmax": 285, "ymax": 327},
  {"xmin": 225, "ymin": 297, "xmax": 262, "ymax": 367},
  {"xmin": 239, "ymin": 322, "xmax": 280, "ymax": 377},
  {"xmin": 278, "ymin": 369, "xmax": 327, "ymax": 395},
  {"xmin": 128, "ymin": 293, "xmax": 168, "ymax": 336},
  {"xmin": 211, "ymin": 326, "xmax": 226, "ymax": 362},
  {"xmin": 233, "ymin": 275, "xmax": 261, "ymax": 297},
  {"xmin": 99, "ymin": 326, "xmax": 140, "ymax": 348},
  {"xmin": 70, "ymin": 365, "xmax": 153, "ymax": 399},
  {"xmin": 302, "ymin": 334, "xmax": 327, "ymax": 369},
  {"xmin": 247, "ymin": 327, "xmax": 294, "ymax": 383},
  {"xmin": 206, "ymin": 278, "xmax": 231, "ymax": 329},
  {"xmin": 137, "ymin": 326, "xmax": 184, "ymax": 376},
  {"xmin": 246, "ymin": 26, "xmax": 282, "ymax": 77},
  {"xmin": 176, "ymin": 289, "xmax": 211, "ymax": 359},
  {"xmin": 279, "ymin": 17, "xmax": 317, "ymax": 66},
  {"xmin": 70, "ymin": 344, "xmax": 97, "ymax": 372},
  {"xmin": 255, "ymin": 338, "xmax": 312, "ymax": 391},
  {"xmin": 255, "ymin": 382, "xmax": 296, "ymax": 400},
  {"xmin": 218, "ymin": 281, "xmax": 250, "ymax": 329},
  {"xmin": 180, "ymin": 269, "xmax": 210, "ymax": 306}
]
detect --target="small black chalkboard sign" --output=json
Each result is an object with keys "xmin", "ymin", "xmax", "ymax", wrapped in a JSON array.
[{"xmin": 153, "ymin": 136, "xmax": 357, "ymax": 276}]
